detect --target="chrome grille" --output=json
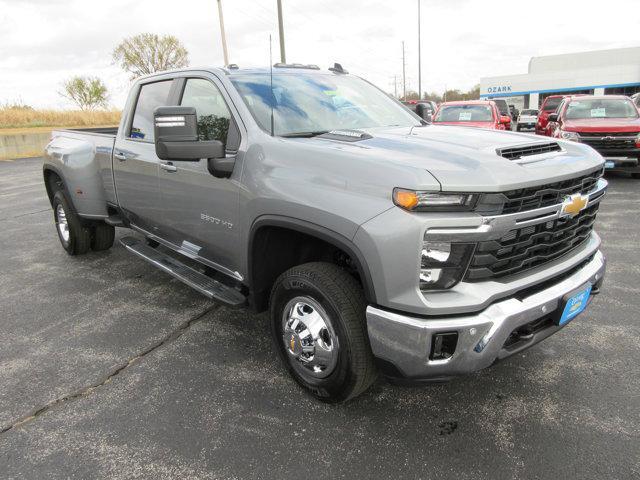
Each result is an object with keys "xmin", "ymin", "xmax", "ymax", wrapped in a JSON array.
[
  {"xmin": 465, "ymin": 203, "xmax": 599, "ymax": 281},
  {"xmin": 475, "ymin": 168, "xmax": 603, "ymax": 216}
]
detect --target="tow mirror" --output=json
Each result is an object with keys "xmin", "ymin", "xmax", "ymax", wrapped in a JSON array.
[
  {"xmin": 547, "ymin": 113, "xmax": 559, "ymax": 123},
  {"xmin": 153, "ymin": 106, "xmax": 224, "ymax": 161}
]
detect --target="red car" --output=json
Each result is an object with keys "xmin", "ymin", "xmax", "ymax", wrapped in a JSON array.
[
  {"xmin": 535, "ymin": 95, "xmax": 565, "ymax": 135},
  {"xmin": 548, "ymin": 95, "xmax": 640, "ymax": 176},
  {"xmin": 432, "ymin": 100, "xmax": 511, "ymax": 130}
]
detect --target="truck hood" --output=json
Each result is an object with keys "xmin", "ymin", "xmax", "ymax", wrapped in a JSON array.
[
  {"xmin": 311, "ymin": 125, "xmax": 604, "ymax": 192},
  {"xmin": 562, "ymin": 118, "xmax": 640, "ymax": 133}
]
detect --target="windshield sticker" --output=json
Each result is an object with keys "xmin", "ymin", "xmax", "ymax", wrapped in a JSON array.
[
  {"xmin": 458, "ymin": 111, "xmax": 472, "ymax": 121},
  {"xmin": 590, "ymin": 108, "xmax": 606, "ymax": 118},
  {"xmin": 323, "ymin": 90, "xmax": 338, "ymax": 96}
]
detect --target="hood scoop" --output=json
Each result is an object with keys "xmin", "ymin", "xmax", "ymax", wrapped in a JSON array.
[
  {"xmin": 496, "ymin": 142, "xmax": 562, "ymax": 162},
  {"xmin": 318, "ymin": 130, "xmax": 373, "ymax": 142}
]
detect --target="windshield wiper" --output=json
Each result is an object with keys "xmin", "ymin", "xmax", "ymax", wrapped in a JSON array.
[{"xmin": 279, "ymin": 130, "xmax": 329, "ymax": 138}]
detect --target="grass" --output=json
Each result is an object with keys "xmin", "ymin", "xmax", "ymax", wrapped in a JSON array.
[{"xmin": 0, "ymin": 107, "xmax": 121, "ymax": 130}]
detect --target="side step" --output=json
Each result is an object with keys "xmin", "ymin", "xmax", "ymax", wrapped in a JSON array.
[
  {"xmin": 120, "ymin": 236, "xmax": 246, "ymax": 306},
  {"xmin": 105, "ymin": 214, "xmax": 125, "ymax": 227}
]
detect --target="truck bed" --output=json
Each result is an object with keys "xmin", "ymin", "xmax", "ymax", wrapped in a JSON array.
[
  {"xmin": 58, "ymin": 126, "xmax": 119, "ymax": 136},
  {"xmin": 46, "ymin": 127, "xmax": 119, "ymax": 216}
]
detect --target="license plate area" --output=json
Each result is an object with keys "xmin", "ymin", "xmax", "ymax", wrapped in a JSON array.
[{"xmin": 555, "ymin": 283, "xmax": 592, "ymax": 326}]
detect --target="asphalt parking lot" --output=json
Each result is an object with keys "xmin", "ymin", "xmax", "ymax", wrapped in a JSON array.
[{"xmin": 1, "ymin": 157, "xmax": 639, "ymax": 479}]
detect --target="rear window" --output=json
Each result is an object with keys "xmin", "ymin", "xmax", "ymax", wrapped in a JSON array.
[
  {"xmin": 434, "ymin": 105, "xmax": 494, "ymax": 122},
  {"xmin": 521, "ymin": 109, "xmax": 538, "ymax": 115},
  {"xmin": 542, "ymin": 97, "xmax": 562, "ymax": 111},
  {"xmin": 129, "ymin": 80, "xmax": 173, "ymax": 141}
]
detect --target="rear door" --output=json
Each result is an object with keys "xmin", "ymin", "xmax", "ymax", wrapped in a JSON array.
[
  {"xmin": 156, "ymin": 75, "xmax": 243, "ymax": 279},
  {"xmin": 113, "ymin": 79, "xmax": 176, "ymax": 232}
]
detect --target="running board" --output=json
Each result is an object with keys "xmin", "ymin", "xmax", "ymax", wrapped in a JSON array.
[
  {"xmin": 105, "ymin": 214, "xmax": 125, "ymax": 227},
  {"xmin": 120, "ymin": 236, "xmax": 246, "ymax": 306}
]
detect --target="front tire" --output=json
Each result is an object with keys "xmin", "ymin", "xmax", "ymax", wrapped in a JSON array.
[
  {"xmin": 269, "ymin": 262, "xmax": 377, "ymax": 402},
  {"xmin": 52, "ymin": 190, "xmax": 91, "ymax": 255}
]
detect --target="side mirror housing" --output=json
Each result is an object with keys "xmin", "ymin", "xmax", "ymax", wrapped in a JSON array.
[
  {"xmin": 500, "ymin": 115, "xmax": 511, "ymax": 124},
  {"xmin": 153, "ymin": 106, "xmax": 224, "ymax": 161},
  {"xmin": 547, "ymin": 113, "xmax": 559, "ymax": 123}
]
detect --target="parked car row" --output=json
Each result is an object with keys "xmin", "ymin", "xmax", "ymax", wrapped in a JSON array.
[{"xmin": 410, "ymin": 91, "xmax": 640, "ymax": 178}]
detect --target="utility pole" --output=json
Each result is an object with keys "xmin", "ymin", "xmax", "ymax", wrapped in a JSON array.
[
  {"xmin": 216, "ymin": 0, "xmax": 229, "ymax": 65},
  {"xmin": 277, "ymin": 0, "xmax": 286, "ymax": 63},
  {"xmin": 417, "ymin": 0, "xmax": 422, "ymax": 100},
  {"xmin": 402, "ymin": 41, "xmax": 406, "ymax": 101}
]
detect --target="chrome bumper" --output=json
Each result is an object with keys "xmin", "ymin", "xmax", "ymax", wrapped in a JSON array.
[{"xmin": 366, "ymin": 249, "xmax": 606, "ymax": 380}]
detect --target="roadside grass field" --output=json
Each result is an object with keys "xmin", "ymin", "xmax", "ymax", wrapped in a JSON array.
[
  {"xmin": 0, "ymin": 107, "xmax": 121, "ymax": 130},
  {"xmin": 0, "ymin": 108, "xmax": 121, "ymax": 160}
]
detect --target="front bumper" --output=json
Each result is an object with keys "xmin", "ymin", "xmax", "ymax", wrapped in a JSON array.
[
  {"xmin": 602, "ymin": 155, "xmax": 640, "ymax": 173},
  {"xmin": 366, "ymin": 249, "xmax": 606, "ymax": 380}
]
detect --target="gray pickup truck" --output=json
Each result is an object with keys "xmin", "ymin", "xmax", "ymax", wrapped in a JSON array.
[{"xmin": 43, "ymin": 64, "xmax": 607, "ymax": 402}]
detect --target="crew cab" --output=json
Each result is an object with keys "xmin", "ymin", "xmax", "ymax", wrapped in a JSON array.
[
  {"xmin": 516, "ymin": 109, "xmax": 538, "ymax": 131},
  {"xmin": 432, "ymin": 100, "xmax": 511, "ymax": 129},
  {"xmin": 547, "ymin": 95, "xmax": 640, "ymax": 176},
  {"xmin": 43, "ymin": 65, "xmax": 607, "ymax": 402}
]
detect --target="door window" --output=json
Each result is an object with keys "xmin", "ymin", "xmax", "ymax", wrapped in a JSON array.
[
  {"xmin": 129, "ymin": 80, "xmax": 173, "ymax": 141},
  {"xmin": 180, "ymin": 78, "xmax": 233, "ymax": 145}
]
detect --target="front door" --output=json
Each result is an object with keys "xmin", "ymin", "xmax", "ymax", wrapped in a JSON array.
[
  {"xmin": 113, "ymin": 79, "xmax": 175, "ymax": 233},
  {"xmin": 157, "ymin": 76, "xmax": 242, "ymax": 279}
]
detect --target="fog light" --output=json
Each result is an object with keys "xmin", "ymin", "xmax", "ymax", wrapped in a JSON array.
[
  {"xmin": 430, "ymin": 332, "xmax": 458, "ymax": 360},
  {"xmin": 420, "ymin": 241, "xmax": 475, "ymax": 290}
]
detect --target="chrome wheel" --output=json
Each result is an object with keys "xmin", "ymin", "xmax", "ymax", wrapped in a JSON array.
[
  {"xmin": 56, "ymin": 204, "xmax": 70, "ymax": 243},
  {"xmin": 282, "ymin": 296, "xmax": 339, "ymax": 379}
]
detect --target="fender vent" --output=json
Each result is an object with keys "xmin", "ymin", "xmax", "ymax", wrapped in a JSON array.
[{"xmin": 497, "ymin": 142, "xmax": 562, "ymax": 160}]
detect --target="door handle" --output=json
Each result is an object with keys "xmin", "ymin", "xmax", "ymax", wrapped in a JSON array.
[
  {"xmin": 160, "ymin": 163, "xmax": 177, "ymax": 173},
  {"xmin": 114, "ymin": 152, "xmax": 127, "ymax": 161}
]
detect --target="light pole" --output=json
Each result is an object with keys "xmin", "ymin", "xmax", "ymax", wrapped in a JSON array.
[
  {"xmin": 402, "ymin": 41, "xmax": 406, "ymax": 101},
  {"xmin": 216, "ymin": 0, "xmax": 229, "ymax": 65},
  {"xmin": 417, "ymin": 0, "xmax": 421, "ymax": 100},
  {"xmin": 277, "ymin": 0, "xmax": 286, "ymax": 63}
]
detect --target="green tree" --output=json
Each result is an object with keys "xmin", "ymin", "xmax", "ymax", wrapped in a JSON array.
[
  {"xmin": 113, "ymin": 33, "xmax": 189, "ymax": 79},
  {"xmin": 61, "ymin": 76, "xmax": 108, "ymax": 110}
]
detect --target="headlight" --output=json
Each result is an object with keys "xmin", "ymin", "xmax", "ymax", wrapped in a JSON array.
[
  {"xmin": 393, "ymin": 189, "xmax": 477, "ymax": 212},
  {"xmin": 420, "ymin": 241, "xmax": 475, "ymax": 290},
  {"xmin": 560, "ymin": 131, "xmax": 580, "ymax": 142},
  {"xmin": 635, "ymin": 133, "xmax": 640, "ymax": 148}
]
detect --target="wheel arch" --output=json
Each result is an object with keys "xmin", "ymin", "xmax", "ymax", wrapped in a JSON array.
[{"xmin": 248, "ymin": 215, "xmax": 377, "ymax": 312}]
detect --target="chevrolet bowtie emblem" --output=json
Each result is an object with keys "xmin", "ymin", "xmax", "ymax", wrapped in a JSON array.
[{"xmin": 560, "ymin": 193, "xmax": 589, "ymax": 217}]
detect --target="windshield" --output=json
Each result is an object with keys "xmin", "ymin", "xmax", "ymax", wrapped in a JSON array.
[
  {"xmin": 565, "ymin": 98, "xmax": 639, "ymax": 120},
  {"xmin": 434, "ymin": 105, "xmax": 494, "ymax": 122},
  {"xmin": 542, "ymin": 97, "xmax": 562, "ymax": 111},
  {"xmin": 230, "ymin": 73, "xmax": 420, "ymax": 136}
]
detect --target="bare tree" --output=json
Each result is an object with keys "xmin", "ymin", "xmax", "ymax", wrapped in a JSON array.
[
  {"xmin": 61, "ymin": 76, "xmax": 109, "ymax": 110},
  {"xmin": 112, "ymin": 33, "xmax": 189, "ymax": 79}
]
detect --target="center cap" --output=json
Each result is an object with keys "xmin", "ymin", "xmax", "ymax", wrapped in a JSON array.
[{"xmin": 287, "ymin": 332, "xmax": 304, "ymax": 357}]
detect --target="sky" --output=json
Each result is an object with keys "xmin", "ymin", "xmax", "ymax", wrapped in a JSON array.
[{"xmin": 1, "ymin": 0, "xmax": 639, "ymax": 109}]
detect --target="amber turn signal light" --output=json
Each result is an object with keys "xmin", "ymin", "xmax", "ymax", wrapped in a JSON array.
[{"xmin": 393, "ymin": 189, "xmax": 419, "ymax": 210}]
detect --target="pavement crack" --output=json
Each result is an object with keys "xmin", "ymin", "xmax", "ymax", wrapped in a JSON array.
[
  {"xmin": 0, "ymin": 208, "xmax": 50, "ymax": 221},
  {"xmin": 0, "ymin": 304, "xmax": 219, "ymax": 436}
]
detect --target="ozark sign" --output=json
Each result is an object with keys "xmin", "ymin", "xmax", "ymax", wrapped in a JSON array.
[{"xmin": 486, "ymin": 85, "xmax": 513, "ymax": 94}]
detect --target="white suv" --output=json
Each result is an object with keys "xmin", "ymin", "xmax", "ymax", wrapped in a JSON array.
[{"xmin": 516, "ymin": 108, "xmax": 539, "ymax": 131}]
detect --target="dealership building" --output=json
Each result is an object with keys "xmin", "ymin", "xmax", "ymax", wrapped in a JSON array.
[{"xmin": 480, "ymin": 46, "xmax": 640, "ymax": 109}]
